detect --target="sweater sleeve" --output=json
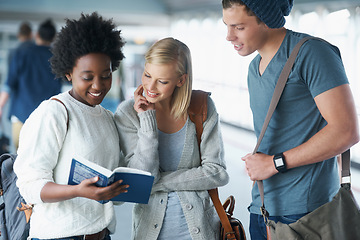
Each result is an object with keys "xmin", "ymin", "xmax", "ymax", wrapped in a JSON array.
[
  {"xmin": 13, "ymin": 99, "xmax": 68, "ymax": 204},
  {"xmin": 114, "ymin": 100, "xmax": 160, "ymax": 181},
  {"xmin": 151, "ymin": 97, "xmax": 229, "ymax": 192}
]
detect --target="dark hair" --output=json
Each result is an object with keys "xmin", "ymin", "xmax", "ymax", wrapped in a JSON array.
[
  {"xmin": 50, "ymin": 12, "xmax": 125, "ymax": 80},
  {"xmin": 18, "ymin": 22, "xmax": 32, "ymax": 37},
  {"xmin": 38, "ymin": 19, "xmax": 56, "ymax": 42},
  {"xmin": 222, "ymin": 0, "xmax": 262, "ymax": 23}
]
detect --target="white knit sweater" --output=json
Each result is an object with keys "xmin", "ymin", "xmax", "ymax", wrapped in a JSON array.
[{"xmin": 14, "ymin": 92, "xmax": 121, "ymax": 239}]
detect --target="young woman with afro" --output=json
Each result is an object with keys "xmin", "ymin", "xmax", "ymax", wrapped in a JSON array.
[{"xmin": 14, "ymin": 12, "xmax": 127, "ymax": 240}]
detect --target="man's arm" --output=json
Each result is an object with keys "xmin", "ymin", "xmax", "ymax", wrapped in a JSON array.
[
  {"xmin": 286, "ymin": 84, "xmax": 358, "ymax": 167},
  {"xmin": 242, "ymin": 84, "xmax": 359, "ymax": 181}
]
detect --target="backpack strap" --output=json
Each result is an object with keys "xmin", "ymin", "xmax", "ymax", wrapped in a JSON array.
[
  {"xmin": 188, "ymin": 90, "xmax": 209, "ymax": 147},
  {"xmin": 188, "ymin": 90, "xmax": 236, "ymax": 240},
  {"xmin": 51, "ymin": 97, "xmax": 69, "ymax": 129}
]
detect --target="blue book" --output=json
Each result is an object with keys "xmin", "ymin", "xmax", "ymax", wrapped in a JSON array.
[{"xmin": 68, "ymin": 156, "xmax": 154, "ymax": 204}]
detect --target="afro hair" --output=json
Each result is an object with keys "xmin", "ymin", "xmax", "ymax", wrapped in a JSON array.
[{"xmin": 50, "ymin": 12, "xmax": 125, "ymax": 80}]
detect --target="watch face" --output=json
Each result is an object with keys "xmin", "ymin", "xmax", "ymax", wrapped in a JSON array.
[
  {"xmin": 274, "ymin": 153, "xmax": 287, "ymax": 173},
  {"xmin": 274, "ymin": 158, "xmax": 284, "ymax": 168}
]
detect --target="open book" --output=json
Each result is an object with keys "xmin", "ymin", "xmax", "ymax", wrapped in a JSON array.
[{"xmin": 68, "ymin": 156, "xmax": 154, "ymax": 204}]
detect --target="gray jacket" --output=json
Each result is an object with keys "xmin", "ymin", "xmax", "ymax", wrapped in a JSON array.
[{"xmin": 114, "ymin": 96, "xmax": 229, "ymax": 240}]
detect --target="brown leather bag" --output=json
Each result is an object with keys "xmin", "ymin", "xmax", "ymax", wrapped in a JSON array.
[
  {"xmin": 188, "ymin": 90, "xmax": 247, "ymax": 240},
  {"xmin": 220, "ymin": 195, "xmax": 247, "ymax": 240}
]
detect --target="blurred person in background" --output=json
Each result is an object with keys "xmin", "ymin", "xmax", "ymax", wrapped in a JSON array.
[
  {"xmin": 6, "ymin": 21, "xmax": 34, "ymax": 66},
  {"xmin": 0, "ymin": 19, "xmax": 62, "ymax": 150},
  {"xmin": 0, "ymin": 21, "xmax": 33, "ymax": 153}
]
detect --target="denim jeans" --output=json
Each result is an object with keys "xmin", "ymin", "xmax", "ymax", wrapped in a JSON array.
[
  {"xmin": 249, "ymin": 212, "xmax": 308, "ymax": 240},
  {"xmin": 32, "ymin": 235, "xmax": 111, "ymax": 240}
]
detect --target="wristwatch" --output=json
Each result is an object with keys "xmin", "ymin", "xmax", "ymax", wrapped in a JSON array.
[{"xmin": 273, "ymin": 152, "xmax": 287, "ymax": 173}]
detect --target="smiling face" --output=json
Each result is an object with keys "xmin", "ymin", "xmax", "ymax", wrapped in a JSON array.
[
  {"xmin": 66, "ymin": 53, "xmax": 112, "ymax": 106},
  {"xmin": 223, "ymin": 4, "xmax": 268, "ymax": 56},
  {"xmin": 141, "ymin": 62, "xmax": 185, "ymax": 105}
]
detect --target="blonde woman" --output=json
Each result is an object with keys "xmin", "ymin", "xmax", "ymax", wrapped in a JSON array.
[{"xmin": 115, "ymin": 37, "xmax": 229, "ymax": 240}]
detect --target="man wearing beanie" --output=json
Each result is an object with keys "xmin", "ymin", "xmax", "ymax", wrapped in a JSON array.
[{"xmin": 222, "ymin": 0, "xmax": 359, "ymax": 239}]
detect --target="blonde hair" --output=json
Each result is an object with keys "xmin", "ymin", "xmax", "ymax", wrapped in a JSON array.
[{"xmin": 145, "ymin": 37, "xmax": 192, "ymax": 119}]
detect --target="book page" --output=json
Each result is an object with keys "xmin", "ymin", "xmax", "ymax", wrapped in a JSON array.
[{"xmin": 112, "ymin": 167, "xmax": 151, "ymax": 176}]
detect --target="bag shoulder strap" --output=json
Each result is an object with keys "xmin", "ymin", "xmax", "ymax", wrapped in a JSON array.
[
  {"xmin": 188, "ymin": 90, "xmax": 236, "ymax": 240},
  {"xmin": 254, "ymin": 36, "xmax": 352, "ymax": 216},
  {"xmin": 255, "ymin": 36, "xmax": 320, "ymax": 216},
  {"xmin": 188, "ymin": 90, "xmax": 209, "ymax": 145},
  {"xmin": 340, "ymin": 149, "xmax": 351, "ymax": 188},
  {"xmin": 51, "ymin": 97, "xmax": 69, "ymax": 130},
  {"xmin": 252, "ymin": 36, "xmax": 317, "ymax": 154}
]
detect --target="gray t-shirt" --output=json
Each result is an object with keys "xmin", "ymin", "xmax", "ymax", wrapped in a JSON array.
[
  {"xmin": 248, "ymin": 30, "xmax": 348, "ymax": 216},
  {"xmin": 157, "ymin": 119, "xmax": 192, "ymax": 240}
]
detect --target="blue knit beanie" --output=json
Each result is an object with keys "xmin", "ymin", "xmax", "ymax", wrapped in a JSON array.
[{"xmin": 241, "ymin": 0, "xmax": 293, "ymax": 28}]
